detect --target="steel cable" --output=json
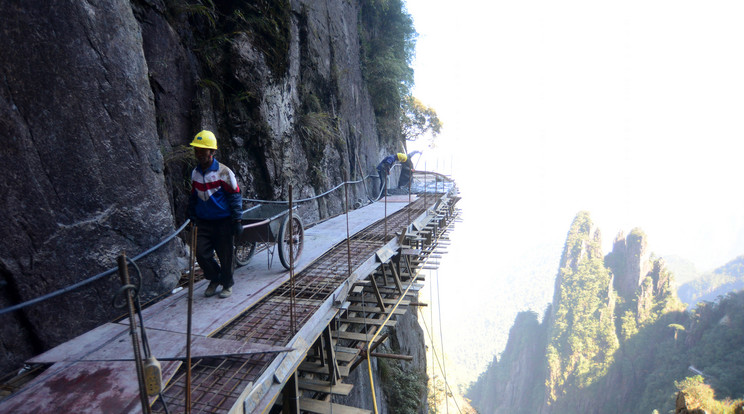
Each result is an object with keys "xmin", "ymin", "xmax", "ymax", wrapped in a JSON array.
[
  {"xmin": 0, "ymin": 171, "xmax": 401, "ymax": 315},
  {"xmin": 0, "ymin": 220, "xmax": 190, "ymax": 316}
]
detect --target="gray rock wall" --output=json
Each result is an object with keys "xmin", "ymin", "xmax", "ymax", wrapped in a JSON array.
[
  {"xmin": 607, "ymin": 228, "xmax": 652, "ymax": 299},
  {"xmin": 0, "ymin": 0, "xmax": 181, "ymax": 371},
  {"xmin": 0, "ymin": 0, "xmax": 397, "ymax": 374}
]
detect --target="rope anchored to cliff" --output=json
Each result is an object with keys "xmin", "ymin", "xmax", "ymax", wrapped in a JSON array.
[{"xmin": 0, "ymin": 170, "xmax": 448, "ymax": 317}]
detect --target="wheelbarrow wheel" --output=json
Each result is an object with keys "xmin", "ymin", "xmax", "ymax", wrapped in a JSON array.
[
  {"xmin": 278, "ymin": 213, "xmax": 304, "ymax": 270},
  {"xmin": 234, "ymin": 240, "xmax": 256, "ymax": 267}
]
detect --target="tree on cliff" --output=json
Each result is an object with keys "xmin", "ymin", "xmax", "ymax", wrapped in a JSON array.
[
  {"xmin": 401, "ymin": 95, "xmax": 442, "ymax": 143},
  {"xmin": 358, "ymin": 0, "xmax": 441, "ymax": 145}
]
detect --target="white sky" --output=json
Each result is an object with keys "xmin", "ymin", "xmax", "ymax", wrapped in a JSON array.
[
  {"xmin": 407, "ymin": 0, "xmax": 744, "ymax": 270},
  {"xmin": 405, "ymin": 0, "xmax": 744, "ymax": 387}
]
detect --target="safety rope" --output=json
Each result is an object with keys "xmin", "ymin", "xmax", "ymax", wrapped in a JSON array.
[
  {"xmin": 420, "ymin": 311, "xmax": 463, "ymax": 414},
  {"xmin": 0, "ymin": 170, "xmax": 404, "ymax": 316},
  {"xmin": 0, "ymin": 220, "xmax": 190, "ymax": 316},
  {"xmin": 435, "ymin": 265, "xmax": 450, "ymax": 414},
  {"xmin": 243, "ymin": 164, "xmax": 401, "ymax": 205}
]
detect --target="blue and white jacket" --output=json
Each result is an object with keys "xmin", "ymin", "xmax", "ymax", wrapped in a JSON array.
[{"xmin": 188, "ymin": 159, "xmax": 242, "ymax": 221}]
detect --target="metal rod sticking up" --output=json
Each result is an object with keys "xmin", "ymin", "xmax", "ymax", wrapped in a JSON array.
[
  {"xmin": 424, "ymin": 163, "xmax": 428, "ymax": 209},
  {"xmin": 289, "ymin": 184, "xmax": 296, "ymax": 335},
  {"xmin": 384, "ymin": 182, "xmax": 388, "ymax": 240},
  {"xmin": 186, "ymin": 224, "xmax": 197, "ymax": 413},
  {"xmin": 408, "ymin": 166, "xmax": 412, "ymax": 225},
  {"xmin": 117, "ymin": 252, "xmax": 151, "ymax": 414},
  {"xmin": 345, "ymin": 182, "xmax": 352, "ymax": 277}
]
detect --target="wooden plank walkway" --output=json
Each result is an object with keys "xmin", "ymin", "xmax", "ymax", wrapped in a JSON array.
[{"xmin": 0, "ymin": 197, "xmax": 415, "ymax": 414}]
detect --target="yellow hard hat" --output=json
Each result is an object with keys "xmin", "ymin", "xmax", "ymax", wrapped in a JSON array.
[
  {"xmin": 190, "ymin": 130, "xmax": 218, "ymax": 149},
  {"xmin": 396, "ymin": 153, "xmax": 407, "ymax": 162}
]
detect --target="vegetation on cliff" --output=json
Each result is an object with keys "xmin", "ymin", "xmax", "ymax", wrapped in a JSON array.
[
  {"xmin": 358, "ymin": 0, "xmax": 440, "ymax": 144},
  {"xmin": 546, "ymin": 212, "xmax": 619, "ymax": 406},
  {"xmin": 467, "ymin": 212, "xmax": 744, "ymax": 413},
  {"xmin": 378, "ymin": 354, "xmax": 427, "ymax": 414},
  {"xmin": 677, "ymin": 255, "xmax": 744, "ymax": 309}
]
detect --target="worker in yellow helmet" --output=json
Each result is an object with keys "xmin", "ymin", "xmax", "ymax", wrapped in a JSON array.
[
  {"xmin": 376, "ymin": 153, "xmax": 408, "ymax": 197},
  {"xmin": 187, "ymin": 130, "xmax": 243, "ymax": 299},
  {"xmin": 397, "ymin": 151, "xmax": 419, "ymax": 189}
]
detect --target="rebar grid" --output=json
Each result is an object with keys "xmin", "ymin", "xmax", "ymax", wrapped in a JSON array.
[
  {"xmin": 360, "ymin": 196, "xmax": 439, "ymax": 239},
  {"xmin": 154, "ymin": 197, "xmax": 450, "ymax": 413},
  {"xmin": 216, "ymin": 297, "xmax": 318, "ymax": 343},
  {"xmin": 158, "ymin": 355, "xmax": 270, "ymax": 413},
  {"xmin": 274, "ymin": 239, "xmax": 380, "ymax": 301}
]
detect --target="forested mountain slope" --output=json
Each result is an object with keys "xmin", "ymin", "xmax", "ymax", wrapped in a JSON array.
[
  {"xmin": 677, "ymin": 255, "xmax": 744, "ymax": 308},
  {"xmin": 467, "ymin": 212, "xmax": 744, "ymax": 413}
]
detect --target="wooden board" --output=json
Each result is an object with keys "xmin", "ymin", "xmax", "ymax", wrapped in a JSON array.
[
  {"xmin": 339, "ymin": 317, "xmax": 397, "ymax": 327},
  {"xmin": 299, "ymin": 398, "xmax": 371, "ymax": 414},
  {"xmin": 0, "ymin": 360, "xmax": 180, "ymax": 414},
  {"xmin": 347, "ymin": 296, "xmax": 410, "ymax": 305},
  {"xmin": 298, "ymin": 362, "xmax": 350, "ymax": 377},
  {"xmin": 29, "ymin": 324, "xmax": 290, "ymax": 363},
  {"xmin": 27, "ymin": 322, "xmax": 128, "ymax": 364},
  {"xmin": 346, "ymin": 305, "xmax": 407, "ymax": 315},
  {"xmin": 298, "ymin": 378, "xmax": 353, "ymax": 396},
  {"xmin": 336, "ymin": 330, "xmax": 394, "ymax": 342}
]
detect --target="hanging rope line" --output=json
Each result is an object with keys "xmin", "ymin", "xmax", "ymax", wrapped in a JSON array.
[
  {"xmin": 420, "ymin": 310, "xmax": 463, "ymax": 414},
  {"xmin": 0, "ymin": 167, "xmax": 438, "ymax": 316},
  {"xmin": 436, "ymin": 265, "xmax": 451, "ymax": 414},
  {"xmin": 0, "ymin": 220, "xmax": 190, "ymax": 316}
]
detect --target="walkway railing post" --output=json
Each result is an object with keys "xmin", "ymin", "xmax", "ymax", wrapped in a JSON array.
[
  {"xmin": 117, "ymin": 252, "xmax": 151, "ymax": 414},
  {"xmin": 384, "ymin": 181, "xmax": 388, "ymax": 240},
  {"xmin": 345, "ymin": 182, "xmax": 352, "ymax": 277},
  {"xmin": 186, "ymin": 224, "xmax": 196, "ymax": 413},
  {"xmin": 289, "ymin": 184, "xmax": 296, "ymax": 336},
  {"xmin": 424, "ymin": 163, "xmax": 428, "ymax": 209}
]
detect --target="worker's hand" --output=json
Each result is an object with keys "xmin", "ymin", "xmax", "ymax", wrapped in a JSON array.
[{"xmin": 233, "ymin": 220, "xmax": 243, "ymax": 237}]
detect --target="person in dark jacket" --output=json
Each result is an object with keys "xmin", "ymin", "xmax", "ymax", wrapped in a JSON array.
[
  {"xmin": 187, "ymin": 130, "xmax": 243, "ymax": 299},
  {"xmin": 397, "ymin": 151, "xmax": 419, "ymax": 189},
  {"xmin": 376, "ymin": 153, "xmax": 407, "ymax": 197}
]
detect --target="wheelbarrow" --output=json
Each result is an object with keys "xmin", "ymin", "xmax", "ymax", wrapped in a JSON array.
[{"xmin": 234, "ymin": 204, "xmax": 304, "ymax": 270}]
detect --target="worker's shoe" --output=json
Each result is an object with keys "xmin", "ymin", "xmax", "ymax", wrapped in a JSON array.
[
  {"xmin": 204, "ymin": 282, "xmax": 219, "ymax": 297},
  {"xmin": 219, "ymin": 286, "xmax": 232, "ymax": 299}
]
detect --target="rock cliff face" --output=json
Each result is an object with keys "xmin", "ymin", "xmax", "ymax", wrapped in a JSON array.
[
  {"xmin": 468, "ymin": 212, "xmax": 684, "ymax": 414},
  {"xmin": 0, "ymin": 0, "xmax": 400, "ymax": 375},
  {"xmin": 467, "ymin": 311, "xmax": 547, "ymax": 414},
  {"xmin": 606, "ymin": 228, "xmax": 652, "ymax": 298}
]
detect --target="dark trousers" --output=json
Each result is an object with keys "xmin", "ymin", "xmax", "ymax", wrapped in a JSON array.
[
  {"xmin": 398, "ymin": 166, "xmax": 412, "ymax": 189},
  {"xmin": 377, "ymin": 167, "xmax": 388, "ymax": 196},
  {"xmin": 195, "ymin": 217, "xmax": 235, "ymax": 288}
]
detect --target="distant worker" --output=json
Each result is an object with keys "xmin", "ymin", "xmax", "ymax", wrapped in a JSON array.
[
  {"xmin": 187, "ymin": 130, "xmax": 243, "ymax": 299},
  {"xmin": 397, "ymin": 150, "xmax": 420, "ymax": 189},
  {"xmin": 377, "ymin": 153, "xmax": 407, "ymax": 196}
]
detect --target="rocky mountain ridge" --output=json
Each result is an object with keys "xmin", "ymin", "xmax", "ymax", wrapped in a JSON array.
[{"xmin": 468, "ymin": 211, "xmax": 692, "ymax": 413}]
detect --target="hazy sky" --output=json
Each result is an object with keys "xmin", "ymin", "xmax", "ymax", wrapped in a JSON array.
[
  {"xmin": 405, "ymin": 0, "xmax": 744, "ymax": 387},
  {"xmin": 407, "ymin": 0, "xmax": 744, "ymax": 270}
]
